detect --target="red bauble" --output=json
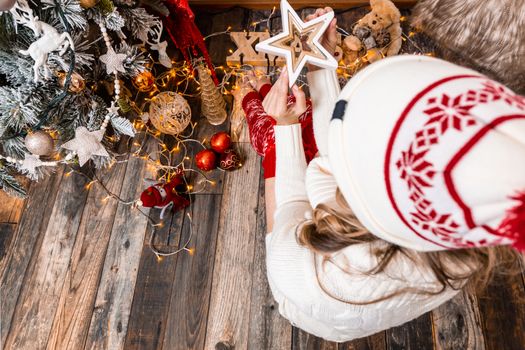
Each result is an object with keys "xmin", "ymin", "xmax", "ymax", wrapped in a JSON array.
[
  {"xmin": 210, "ymin": 131, "xmax": 231, "ymax": 153},
  {"xmin": 195, "ymin": 149, "xmax": 217, "ymax": 171},
  {"xmin": 219, "ymin": 149, "xmax": 242, "ymax": 171}
]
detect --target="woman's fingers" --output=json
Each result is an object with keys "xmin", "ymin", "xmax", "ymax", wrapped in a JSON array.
[
  {"xmin": 262, "ymin": 69, "xmax": 288, "ymax": 118},
  {"xmin": 327, "ymin": 17, "xmax": 338, "ymax": 44},
  {"xmin": 275, "ymin": 68, "xmax": 289, "ymax": 93},
  {"xmin": 261, "ymin": 69, "xmax": 306, "ymax": 124},
  {"xmin": 290, "ymin": 85, "xmax": 307, "ymax": 116}
]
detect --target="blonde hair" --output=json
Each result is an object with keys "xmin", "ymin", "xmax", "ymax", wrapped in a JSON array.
[{"xmin": 299, "ymin": 189, "xmax": 519, "ymax": 304}]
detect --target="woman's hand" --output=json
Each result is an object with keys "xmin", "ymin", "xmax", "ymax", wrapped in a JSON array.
[
  {"xmin": 305, "ymin": 7, "xmax": 338, "ymax": 71},
  {"xmin": 262, "ymin": 69, "xmax": 306, "ymax": 126}
]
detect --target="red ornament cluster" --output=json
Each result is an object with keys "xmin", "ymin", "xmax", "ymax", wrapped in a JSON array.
[{"xmin": 195, "ymin": 131, "xmax": 242, "ymax": 171}]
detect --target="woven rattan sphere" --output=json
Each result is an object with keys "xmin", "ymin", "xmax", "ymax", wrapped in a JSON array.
[{"xmin": 149, "ymin": 92, "xmax": 191, "ymax": 135}]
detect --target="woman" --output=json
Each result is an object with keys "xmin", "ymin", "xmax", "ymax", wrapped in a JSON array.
[{"xmin": 242, "ymin": 8, "xmax": 524, "ymax": 342}]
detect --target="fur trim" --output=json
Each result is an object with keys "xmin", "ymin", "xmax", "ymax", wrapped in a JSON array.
[
  {"xmin": 499, "ymin": 192, "xmax": 525, "ymax": 251},
  {"xmin": 411, "ymin": 0, "xmax": 525, "ymax": 94}
]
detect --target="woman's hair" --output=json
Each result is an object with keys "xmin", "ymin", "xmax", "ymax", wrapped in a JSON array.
[{"xmin": 299, "ymin": 189, "xmax": 520, "ymax": 304}]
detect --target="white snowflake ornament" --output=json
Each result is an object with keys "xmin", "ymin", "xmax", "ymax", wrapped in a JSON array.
[
  {"xmin": 61, "ymin": 127, "xmax": 110, "ymax": 166},
  {"xmin": 19, "ymin": 153, "xmax": 42, "ymax": 175},
  {"xmin": 99, "ymin": 46, "xmax": 127, "ymax": 74}
]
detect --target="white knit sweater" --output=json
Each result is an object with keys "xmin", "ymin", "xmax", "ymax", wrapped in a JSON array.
[{"xmin": 265, "ymin": 69, "xmax": 465, "ymax": 342}]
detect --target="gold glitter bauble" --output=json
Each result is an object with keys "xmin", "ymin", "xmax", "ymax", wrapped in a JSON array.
[
  {"xmin": 133, "ymin": 71, "xmax": 155, "ymax": 92},
  {"xmin": 58, "ymin": 72, "xmax": 86, "ymax": 93},
  {"xmin": 79, "ymin": 0, "xmax": 98, "ymax": 8},
  {"xmin": 149, "ymin": 92, "xmax": 191, "ymax": 135},
  {"xmin": 25, "ymin": 130, "xmax": 55, "ymax": 156}
]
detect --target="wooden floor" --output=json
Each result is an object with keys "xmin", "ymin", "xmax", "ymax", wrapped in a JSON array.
[{"xmin": 2, "ymin": 6, "xmax": 525, "ymax": 350}]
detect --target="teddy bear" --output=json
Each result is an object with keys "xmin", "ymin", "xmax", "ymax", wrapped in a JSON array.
[
  {"xmin": 341, "ymin": 35, "xmax": 363, "ymax": 66},
  {"xmin": 350, "ymin": 0, "xmax": 402, "ymax": 62}
]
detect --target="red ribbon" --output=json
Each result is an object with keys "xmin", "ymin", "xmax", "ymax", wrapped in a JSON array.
[{"xmin": 163, "ymin": 0, "xmax": 218, "ymax": 85}]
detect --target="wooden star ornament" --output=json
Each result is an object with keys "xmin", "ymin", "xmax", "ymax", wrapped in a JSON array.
[{"xmin": 255, "ymin": 0, "xmax": 338, "ymax": 86}]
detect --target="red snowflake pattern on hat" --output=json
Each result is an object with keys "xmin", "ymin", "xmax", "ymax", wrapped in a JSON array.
[
  {"xmin": 395, "ymin": 80, "xmax": 514, "ymax": 245},
  {"xmin": 396, "ymin": 144, "xmax": 435, "ymax": 194},
  {"xmin": 482, "ymin": 81, "xmax": 525, "ymax": 110},
  {"xmin": 410, "ymin": 209, "xmax": 460, "ymax": 238},
  {"xmin": 423, "ymin": 94, "xmax": 477, "ymax": 133}
]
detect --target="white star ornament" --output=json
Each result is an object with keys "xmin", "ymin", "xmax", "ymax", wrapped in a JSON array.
[
  {"xmin": 255, "ymin": 0, "xmax": 338, "ymax": 87},
  {"xmin": 61, "ymin": 127, "xmax": 110, "ymax": 166},
  {"xmin": 99, "ymin": 47, "xmax": 127, "ymax": 74}
]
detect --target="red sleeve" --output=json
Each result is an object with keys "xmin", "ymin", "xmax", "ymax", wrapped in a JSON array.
[
  {"xmin": 242, "ymin": 90, "xmax": 262, "ymax": 110},
  {"xmin": 262, "ymin": 145, "xmax": 276, "ymax": 179},
  {"xmin": 258, "ymin": 83, "xmax": 273, "ymax": 99}
]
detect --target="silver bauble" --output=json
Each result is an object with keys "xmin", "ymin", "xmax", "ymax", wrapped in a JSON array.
[
  {"xmin": 25, "ymin": 131, "xmax": 55, "ymax": 156},
  {"xmin": 0, "ymin": 0, "xmax": 16, "ymax": 11}
]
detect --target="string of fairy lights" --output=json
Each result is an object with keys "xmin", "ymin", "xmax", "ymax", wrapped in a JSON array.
[{"xmin": 6, "ymin": 8, "xmax": 436, "ymax": 261}]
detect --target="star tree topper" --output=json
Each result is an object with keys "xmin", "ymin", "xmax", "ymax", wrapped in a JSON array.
[{"xmin": 255, "ymin": 0, "xmax": 338, "ymax": 86}]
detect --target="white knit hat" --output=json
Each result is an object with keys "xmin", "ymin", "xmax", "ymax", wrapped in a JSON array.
[{"xmin": 328, "ymin": 55, "xmax": 525, "ymax": 251}]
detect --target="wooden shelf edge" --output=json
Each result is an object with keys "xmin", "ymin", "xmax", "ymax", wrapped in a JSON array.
[{"xmin": 189, "ymin": 0, "xmax": 417, "ymax": 10}]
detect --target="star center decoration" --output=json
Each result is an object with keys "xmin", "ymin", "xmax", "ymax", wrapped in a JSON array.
[
  {"xmin": 61, "ymin": 127, "xmax": 110, "ymax": 166},
  {"xmin": 255, "ymin": 0, "xmax": 338, "ymax": 86}
]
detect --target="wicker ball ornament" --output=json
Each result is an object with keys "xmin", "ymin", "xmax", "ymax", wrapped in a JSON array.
[
  {"xmin": 25, "ymin": 130, "xmax": 55, "ymax": 156},
  {"xmin": 148, "ymin": 92, "xmax": 191, "ymax": 135}
]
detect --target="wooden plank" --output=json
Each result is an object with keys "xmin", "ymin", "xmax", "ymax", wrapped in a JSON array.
[
  {"xmin": 207, "ymin": 8, "xmax": 251, "ymax": 65},
  {"xmin": 122, "ymin": 209, "xmax": 183, "ymax": 349},
  {"xmin": 385, "ymin": 312, "xmax": 434, "ymax": 350},
  {"xmin": 430, "ymin": 291, "xmax": 485, "ymax": 350},
  {"xmin": 3, "ymin": 169, "xmax": 90, "ymax": 350},
  {"xmin": 84, "ymin": 136, "xmax": 157, "ymax": 350},
  {"xmin": 338, "ymin": 332, "xmax": 386, "ymax": 350},
  {"xmin": 477, "ymin": 271, "xmax": 525, "ymax": 350},
  {"xmin": 0, "ymin": 169, "xmax": 63, "ymax": 346},
  {"xmin": 44, "ymin": 155, "xmax": 128, "ymax": 350},
  {"xmin": 292, "ymin": 328, "xmax": 338, "ymax": 350},
  {"xmin": 204, "ymin": 143, "xmax": 261, "ymax": 350},
  {"xmin": 189, "ymin": 0, "xmax": 416, "ymax": 10},
  {"xmin": 162, "ymin": 194, "xmax": 223, "ymax": 350},
  {"xmin": 0, "ymin": 188, "xmax": 25, "ymax": 223},
  {"xmin": 247, "ymin": 171, "xmax": 292, "ymax": 349},
  {"xmin": 0, "ymin": 223, "xmax": 17, "ymax": 271}
]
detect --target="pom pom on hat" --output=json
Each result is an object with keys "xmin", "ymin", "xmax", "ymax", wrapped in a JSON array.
[{"xmin": 140, "ymin": 187, "xmax": 162, "ymax": 208}]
